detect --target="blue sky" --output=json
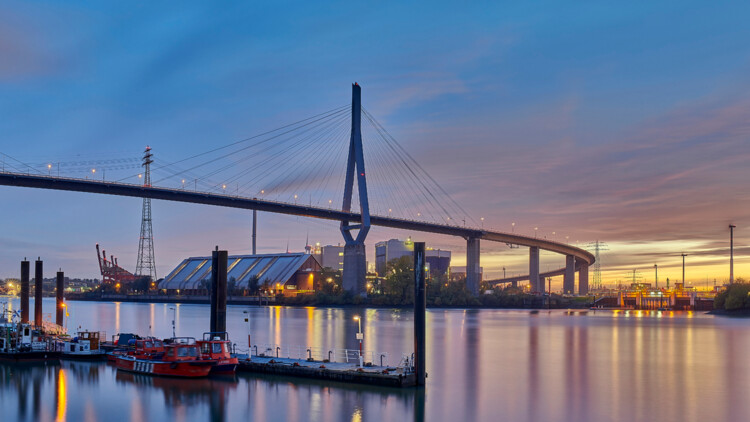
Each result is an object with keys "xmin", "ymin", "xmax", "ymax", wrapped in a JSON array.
[{"xmin": 1, "ymin": 1, "xmax": 749, "ymax": 286}]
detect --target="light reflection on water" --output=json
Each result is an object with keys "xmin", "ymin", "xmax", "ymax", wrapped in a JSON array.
[{"xmin": 2, "ymin": 299, "xmax": 750, "ymax": 422}]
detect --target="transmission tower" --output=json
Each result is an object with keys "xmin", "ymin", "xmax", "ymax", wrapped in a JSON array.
[
  {"xmin": 586, "ymin": 240, "xmax": 608, "ymax": 290},
  {"xmin": 135, "ymin": 146, "xmax": 157, "ymax": 281}
]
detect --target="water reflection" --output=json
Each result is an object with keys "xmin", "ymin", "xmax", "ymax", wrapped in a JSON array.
[{"xmin": 3, "ymin": 301, "xmax": 750, "ymax": 422}]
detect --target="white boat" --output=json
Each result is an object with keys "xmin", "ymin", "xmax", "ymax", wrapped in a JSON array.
[{"xmin": 59, "ymin": 331, "xmax": 107, "ymax": 360}]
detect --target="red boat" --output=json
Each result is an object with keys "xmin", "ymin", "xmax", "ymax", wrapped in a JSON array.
[
  {"xmin": 197, "ymin": 332, "xmax": 238, "ymax": 374},
  {"xmin": 115, "ymin": 338, "xmax": 214, "ymax": 378}
]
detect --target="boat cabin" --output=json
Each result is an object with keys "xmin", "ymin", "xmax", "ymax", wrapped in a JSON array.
[
  {"xmin": 164, "ymin": 343, "xmax": 202, "ymax": 361},
  {"xmin": 133, "ymin": 339, "xmax": 166, "ymax": 359},
  {"xmin": 79, "ymin": 331, "xmax": 101, "ymax": 350},
  {"xmin": 197, "ymin": 332, "xmax": 232, "ymax": 360}
]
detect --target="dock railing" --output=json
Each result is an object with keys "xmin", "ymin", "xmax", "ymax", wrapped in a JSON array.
[{"xmin": 246, "ymin": 343, "xmax": 399, "ymax": 368}]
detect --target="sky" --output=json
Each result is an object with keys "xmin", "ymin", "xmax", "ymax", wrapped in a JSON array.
[{"xmin": 0, "ymin": 1, "xmax": 748, "ymax": 289}]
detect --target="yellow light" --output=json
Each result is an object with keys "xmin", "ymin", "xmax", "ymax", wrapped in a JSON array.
[
  {"xmin": 56, "ymin": 368, "xmax": 67, "ymax": 421},
  {"xmin": 222, "ymin": 184, "xmax": 226, "ymax": 189},
  {"xmin": 138, "ymin": 174, "xmax": 142, "ymax": 178},
  {"xmin": 47, "ymin": 164, "xmax": 52, "ymax": 169},
  {"xmin": 91, "ymin": 168, "xmax": 96, "ymax": 173},
  {"xmin": 353, "ymin": 316, "xmax": 360, "ymax": 321},
  {"xmin": 7, "ymin": 283, "xmax": 12, "ymax": 288},
  {"xmin": 115, "ymin": 283, "xmax": 120, "ymax": 289}
]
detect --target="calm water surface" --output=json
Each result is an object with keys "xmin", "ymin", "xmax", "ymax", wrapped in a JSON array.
[{"xmin": 2, "ymin": 298, "xmax": 750, "ymax": 422}]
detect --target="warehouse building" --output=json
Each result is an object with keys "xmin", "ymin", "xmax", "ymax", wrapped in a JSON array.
[{"xmin": 160, "ymin": 252, "xmax": 321, "ymax": 297}]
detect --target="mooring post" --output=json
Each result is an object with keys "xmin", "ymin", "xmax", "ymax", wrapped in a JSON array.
[
  {"xmin": 20, "ymin": 259, "xmax": 30, "ymax": 323},
  {"xmin": 56, "ymin": 271, "xmax": 65, "ymax": 326},
  {"xmin": 210, "ymin": 247, "xmax": 228, "ymax": 333},
  {"xmin": 34, "ymin": 258, "xmax": 43, "ymax": 327},
  {"xmin": 414, "ymin": 241, "xmax": 427, "ymax": 385}
]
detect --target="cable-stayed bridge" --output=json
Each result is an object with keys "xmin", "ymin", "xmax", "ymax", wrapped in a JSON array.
[{"xmin": 0, "ymin": 84, "xmax": 593, "ymax": 296}]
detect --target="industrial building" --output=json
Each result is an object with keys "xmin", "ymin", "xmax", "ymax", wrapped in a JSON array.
[
  {"xmin": 375, "ymin": 238, "xmax": 451, "ymax": 278},
  {"xmin": 160, "ymin": 252, "xmax": 321, "ymax": 297},
  {"xmin": 308, "ymin": 243, "xmax": 345, "ymax": 271}
]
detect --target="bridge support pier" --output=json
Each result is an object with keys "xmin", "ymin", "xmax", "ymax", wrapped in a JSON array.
[
  {"xmin": 466, "ymin": 237, "xmax": 481, "ymax": 296},
  {"xmin": 563, "ymin": 255, "xmax": 575, "ymax": 294},
  {"xmin": 529, "ymin": 247, "xmax": 540, "ymax": 293},
  {"xmin": 578, "ymin": 262, "xmax": 589, "ymax": 295},
  {"xmin": 343, "ymin": 242, "xmax": 367, "ymax": 295}
]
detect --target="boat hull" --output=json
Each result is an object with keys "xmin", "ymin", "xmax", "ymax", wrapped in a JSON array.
[
  {"xmin": 61, "ymin": 352, "xmax": 108, "ymax": 361},
  {"xmin": 210, "ymin": 358, "xmax": 238, "ymax": 374},
  {"xmin": 0, "ymin": 351, "xmax": 60, "ymax": 363},
  {"xmin": 116, "ymin": 356, "xmax": 214, "ymax": 378}
]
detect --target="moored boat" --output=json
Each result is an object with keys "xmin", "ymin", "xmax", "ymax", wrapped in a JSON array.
[
  {"xmin": 115, "ymin": 338, "xmax": 214, "ymax": 378},
  {"xmin": 0, "ymin": 322, "xmax": 60, "ymax": 363},
  {"xmin": 197, "ymin": 332, "xmax": 238, "ymax": 374},
  {"xmin": 59, "ymin": 331, "xmax": 107, "ymax": 361}
]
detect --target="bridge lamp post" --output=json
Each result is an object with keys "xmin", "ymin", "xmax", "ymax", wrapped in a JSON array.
[
  {"xmin": 294, "ymin": 194, "xmax": 298, "ymax": 204},
  {"xmin": 511, "ymin": 222, "xmax": 515, "ymax": 233},
  {"xmin": 47, "ymin": 164, "xmax": 51, "ymax": 175},
  {"xmin": 388, "ymin": 208, "xmax": 392, "ymax": 216},
  {"xmin": 181, "ymin": 179, "xmax": 185, "ymax": 189},
  {"xmin": 534, "ymin": 227, "xmax": 538, "ymax": 238},
  {"xmin": 480, "ymin": 217, "xmax": 484, "ymax": 229}
]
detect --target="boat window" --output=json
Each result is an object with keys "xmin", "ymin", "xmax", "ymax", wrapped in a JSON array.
[
  {"xmin": 177, "ymin": 346, "xmax": 199, "ymax": 357},
  {"xmin": 154, "ymin": 341, "xmax": 163, "ymax": 347},
  {"xmin": 145, "ymin": 341, "xmax": 153, "ymax": 348},
  {"xmin": 167, "ymin": 348, "xmax": 174, "ymax": 357},
  {"xmin": 201, "ymin": 343, "xmax": 210, "ymax": 353},
  {"xmin": 213, "ymin": 343, "xmax": 224, "ymax": 354}
]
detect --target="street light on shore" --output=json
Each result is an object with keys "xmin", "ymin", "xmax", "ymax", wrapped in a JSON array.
[
  {"xmin": 169, "ymin": 307, "xmax": 176, "ymax": 338},
  {"xmin": 681, "ymin": 254, "xmax": 688, "ymax": 288},
  {"xmin": 730, "ymin": 224, "xmax": 736, "ymax": 284},
  {"xmin": 353, "ymin": 315, "xmax": 363, "ymax": 367}
]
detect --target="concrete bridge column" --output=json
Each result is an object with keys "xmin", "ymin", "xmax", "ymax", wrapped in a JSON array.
[
  {"xmin": 563, "ymin": 255, "xmax": 575, "ymax": 294},
  {"xmin": 343, "ymin": 243, "xmax": 367, "ymax": 295},
  {"xmin": 529, "ymin": 246, "xmax": 540, "ymax": 293},
  {"xmin": 578, "ymin": 262, "xmax": 589, "ymax": 295},
  {"xmin": 466, "ymin": 237, "xmax": 481, "ymax": 296}
]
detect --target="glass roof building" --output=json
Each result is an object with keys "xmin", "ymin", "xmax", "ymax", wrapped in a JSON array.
[{"xmin": 160, "ymin": 253, "xmax": 321, "ymax": 295}]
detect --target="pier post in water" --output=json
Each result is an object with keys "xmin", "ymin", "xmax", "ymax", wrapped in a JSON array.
[
  {"xmin": 34, "ymin": 258, "xmax": 43, "ymax": 327},
  {"xmin": 414, "ymin": 242, "xmax": 427, "ymax": 386},
  {"xmin": 20, "ymin": 259, "xmax": 30, "ymax": 323},
  {"xmin": 56, "ymin": 271, "xmax": 65, "ymax": 326},
  {"xmin": 210, "ymin": 247, "xmax": 228, "ymax": 333}
]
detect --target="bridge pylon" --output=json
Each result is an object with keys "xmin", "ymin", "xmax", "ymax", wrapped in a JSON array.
[{"xmin": 340, "ymin": 83, "xmax": 370, "ymax": 296}]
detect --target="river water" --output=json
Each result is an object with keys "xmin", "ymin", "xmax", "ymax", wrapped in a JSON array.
[{"xmin": 2, "ymin": 298, "xmax": 750, "ymax": 422}]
